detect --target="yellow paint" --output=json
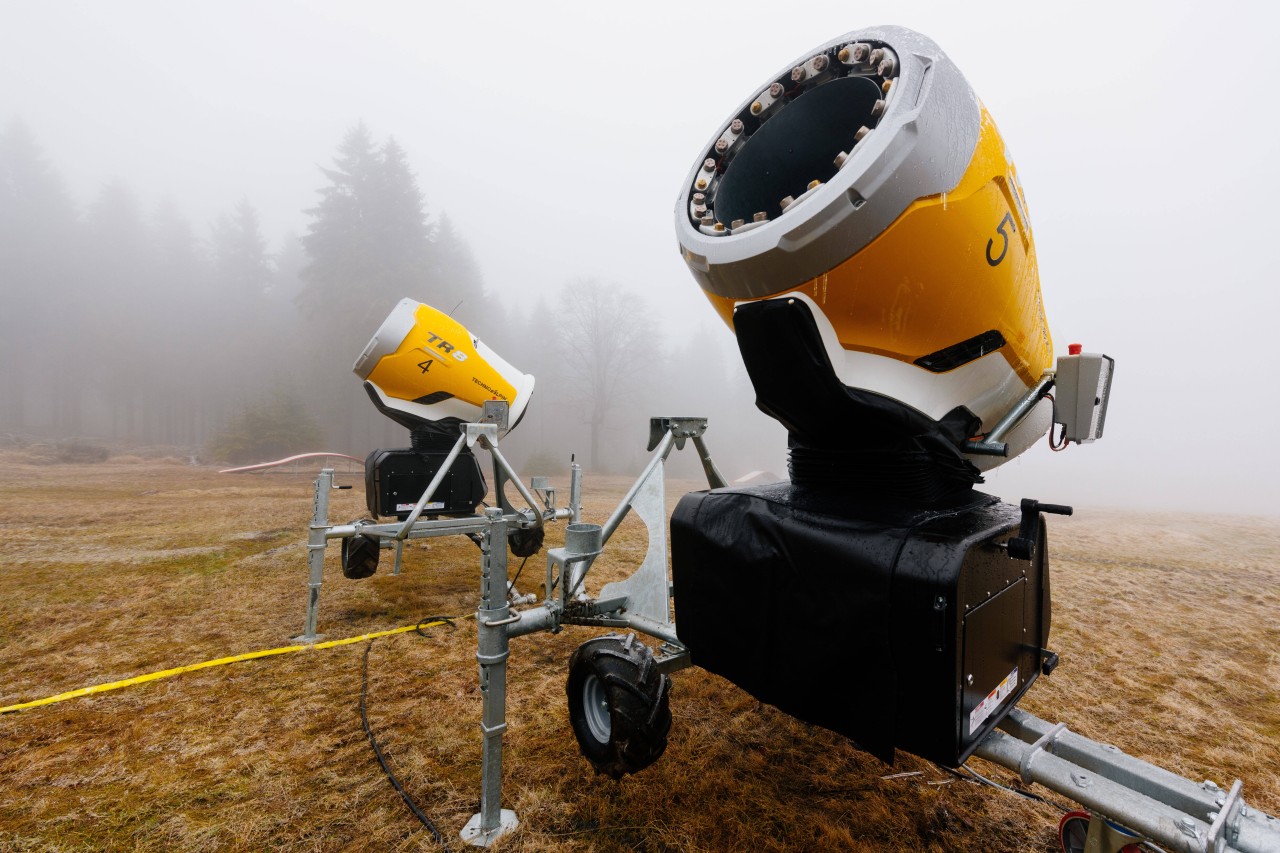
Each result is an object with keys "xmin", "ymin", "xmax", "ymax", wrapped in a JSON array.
[
  {"xmin": 366, "ymin": 303, "xmax": 517, "ymax": 408},
  {"xmin": 704, "ymin": 107, "xmax": 1053, "ymax": 387}
]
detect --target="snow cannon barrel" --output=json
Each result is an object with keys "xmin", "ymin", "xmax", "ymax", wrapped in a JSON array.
[
  {"xmin": 354, "ymin": 298, "xmax": 534, "ymax": 436},
  {"xmin": 675, "ymin": 26, "xmax": 1053, "ymax": 504}
]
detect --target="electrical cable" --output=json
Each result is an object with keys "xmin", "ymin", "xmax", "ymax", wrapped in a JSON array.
[
  {"xmin": 506, "ymin": 555, "xmax": 529, "ymax": 596},
  {"xmin": 957, "ymin": 765, "xmax": 1075, "ymax": 814},
  {"xmin": 360, "ymin": 637, "xmax": 451, "ymax": 852},
  {"xmin": 414, "ymin": 615, "xmax": 458, "ymax": 638}
]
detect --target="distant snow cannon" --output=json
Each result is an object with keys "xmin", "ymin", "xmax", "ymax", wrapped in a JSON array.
[
  {"xmin": 342, "ymin": 299, "xmax": 537, "ymax": 578},
  {"xmin": 674, "ymin": 25, "xmax": 1085, "ymax": 506},
  {"xmin": 354, "ymin": 298, "xmax": 534, "ymax": 438}
]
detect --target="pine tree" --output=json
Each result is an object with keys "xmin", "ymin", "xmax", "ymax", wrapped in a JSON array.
[
  {"xmin": 296, "ymin": 123, "xmax": 446, "ymax": 451},
  {"xmin": 0, "ymin": 120, "xmax": 83, "ymax": 433}
]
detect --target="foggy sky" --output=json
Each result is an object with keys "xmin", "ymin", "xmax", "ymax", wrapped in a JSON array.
[{"xmin": 4, "ymin": 1, "xmax": 1279, "ymax": 515}]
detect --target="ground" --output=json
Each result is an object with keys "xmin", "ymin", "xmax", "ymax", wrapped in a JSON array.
[{"xmin": 1, "ymin": 453, "xmax": 1277, "ymax": 852}]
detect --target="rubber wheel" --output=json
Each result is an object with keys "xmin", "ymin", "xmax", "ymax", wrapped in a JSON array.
[
  {"xmin": 1059, "ymin": 811, "xmax": 1090, "ymax": 853},
  {"xmin": 566, "ymin": 633, "xmax": 672, "ymax": 778},
  {"xmin": 340, "ymin": 526, "xmax": 379, "ymax": 579}
]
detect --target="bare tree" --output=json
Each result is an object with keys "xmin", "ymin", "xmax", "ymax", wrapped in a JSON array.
[{"xmin": 554, "ymin": 278, "xmax": 657, "ymax": 471}]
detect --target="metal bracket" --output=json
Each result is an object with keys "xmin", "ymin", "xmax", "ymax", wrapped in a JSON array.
[
  {"xmin": 647, "ymin": 416, "xmax": 708, "ymax": 451},
  {"xmin": 1019, "ymin": 721, "xmax": 1067, "ymax": 783},
  {"xmin": 1207, "ymin": 779, "xmax": 1245, "ymax": 853},
  {"xmin": 964, "ymin": 370, "xmax": 1055, "ymax": 457},
  {"xmin": 465, "ymin": 422, "xmax": 499, "ymax": 448}
]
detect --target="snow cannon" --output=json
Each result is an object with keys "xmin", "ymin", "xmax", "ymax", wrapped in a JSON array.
[
  {"xmin": 675, "ymin": 25, "xmax": 1068, "ymax": 507},
  {"xmin": 669, "ymin": 27, "xmax": 1114, "ymax": 768},
  {"xmin": 345, "ymin": 301, "xmax": 536, "ymax": 576},
  {"xmin": 354, "ymin": 298, "xmax": 534, "ymax": 437}
]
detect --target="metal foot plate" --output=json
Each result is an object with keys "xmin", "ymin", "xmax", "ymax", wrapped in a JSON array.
[{"xmin": 460, "ymin": 809, "xmax": 518, "ymax": 847}]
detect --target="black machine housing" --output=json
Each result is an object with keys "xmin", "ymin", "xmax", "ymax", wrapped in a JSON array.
[
  {"xmin": 364, "ymin": 425, "xmax": 486, "ymax": 520},
  {"xmin": 668, "ymin": 296, "xmax": 1059, "ymax": 766},
  {"xmin": 671, "ymin": 486, "xmax": 1052, "ymax": 766}
]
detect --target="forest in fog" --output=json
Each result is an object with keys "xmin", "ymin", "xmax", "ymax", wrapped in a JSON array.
[{"xmin": 0, "ymin": 117, "xmax": 775, "ymax": 478}]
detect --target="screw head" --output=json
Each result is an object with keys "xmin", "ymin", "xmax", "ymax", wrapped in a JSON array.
[
  {"xmin": 790, "ymin": 66, "xmax": 807, "ymax": 83},
  {"xmin": 729, "ymin": 118, "xmax": 744, "ymax": 133},
  {"xmin": 812, "ymin": 54, "xmax": 828, "ymax": 72},
  {"xmin": 750, "ymin": 100, "xmax": 763, "ymax": 115},
  {"xmin": 768, "ymin": 82, "xmax": 784, "ymax": 97},
  {"xmin": 837, "ymin": 47, "xmax": 850, "ymax": 62},
  {"xmin": 714, "ymin": 138, "xmax": 729, "ymax": 153}
]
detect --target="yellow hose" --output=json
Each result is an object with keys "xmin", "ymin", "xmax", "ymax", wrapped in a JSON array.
[{"xmin": 0, "ymin": 616, "xmax": 469, "ymax": 715}]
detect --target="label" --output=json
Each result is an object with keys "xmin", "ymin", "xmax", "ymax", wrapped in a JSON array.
[
  {"xmin": 398, "ymin": 501, "xmax": 444, "ymax": 512},
  {"xmin": 969, "ymin": 666, "xmax": 1018, "ymax": 734}
]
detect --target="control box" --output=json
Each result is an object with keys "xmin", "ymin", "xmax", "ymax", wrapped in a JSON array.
[{"xmin": 1055, "ymin": 348, "xmax": 1115, "ymax": 443}]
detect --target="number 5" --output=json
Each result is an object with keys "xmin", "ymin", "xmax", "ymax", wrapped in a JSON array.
[{"xmin": 986, "ymin": 212, "xmax": 1016, "ymax": 267}]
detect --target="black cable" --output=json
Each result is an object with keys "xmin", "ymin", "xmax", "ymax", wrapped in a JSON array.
[
  {"xmin": 414, "ymin": 615, "xmax": 458, "ymax": 638},
  {"xmin": 360, "ymin": 639, "xmax": 451, "ymax": 851},
  {"xmin": 957, "ymin": 764, "xmax": 1074, "ymax": 814},
  {"xmin": 506, "ymin": 555, "xmax": 529, "ymax": 596}
]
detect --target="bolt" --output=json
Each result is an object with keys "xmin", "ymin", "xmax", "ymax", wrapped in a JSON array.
[
  {"xmin": 700, "ymin": 215, "xmax": 714, "ymax": 226},
  {"xmin": 702, "ymin": 158, "xmax": 715, "ymax": 172},
  {"xmin": 692, "ymin": 192, "xmax": 705, "ymax": 203},
  {"xmin": 882, "ymin": 79, "xmax": 894, "ymax": 94},
  {"xmin": 878, "ymin": 58, "xmax": 896, "ymax": 76},
  {"xmin": 729, "ymin": 118, "xmax": 744, "ymax": 134},
  {"xmin": 854, "ymin": 126, "xmax": 871, "ymax": 143},
  {"xmin": 1071, "ymin": 772, "xmax": 1092, "ymax": 788},
  {"xmin": 696, "ymin": 178, "xmax": 707, "ymax": 190},
  {"xmin": 713, "ymin": 222, "xmax": 724, "ymax": 232},
  {"xmin": 769, "ymin": 82, "xmax": 784, "ymax": 97},
  {"xmin": 833, "ymin": 151, "xmax": 848, "ymax": 168},
  {"xmin": 812, "ymin": 54, "xmax": 829, "ymax": 72},
  {"xmin": 851, "ymin": 43, "xmax": 870, "ymax": 62},
  {"xmin": 838, "ymin": 47, "xmax": 850, "ymax": 62},
  {"xmin": 1177, "ymin": 817, "xmax": 1198, "ymax": 836},
  {"xmin": 790, "ymin": 65, "xmax": 807, "ymax": 83},
  {"xmin": 779, "ymin": 195, "xmax": 795, "ymax": 210},
  {"xmin": 871, "ymin": 99, "xmax": 886, "ymax": 118},
  {"xmin": 730, "ymin": 218, "xmax": 745, "ymax": 229},
  {"xmin": 693, "ymin": 204, "xmax": 707, "ymax": 216},
  {"xmin": 869, "ymin": 48, "xmax": 884, "ymax": 65},
  {"xmin": 753, "ymin": 211, "xmax": 767, "ymax": 222},
  {"xmin": 714, "ymin": 138, "xmax": 729, "ymax": 153},
  {"xmin": 807, "ymin": 179, "xmax": 821, "ymax": 190},
  {"xmin": 751, "ymin": 100, "xmax": 763, "ymax": 115}
]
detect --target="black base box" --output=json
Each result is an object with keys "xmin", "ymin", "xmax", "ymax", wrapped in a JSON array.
[
  {"xmin": 670, "ymin": 483, "xmax": 1050, "ymax": 766},
  {"xmin": 364, "ymin": 447, "xmax": 487, "ymax": 520}
]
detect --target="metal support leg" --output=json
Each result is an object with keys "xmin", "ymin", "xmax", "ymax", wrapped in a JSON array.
[
  {"xmin": 294, "ymin": 468, "xmax": 333, "ymax": 643},
  {"xmin": 461, "ymin": 508, "xmax": 518, "ymax": 847},
  {"xmin": 569, "ymin": 461, "xmax": 582, "ymax": 524}
]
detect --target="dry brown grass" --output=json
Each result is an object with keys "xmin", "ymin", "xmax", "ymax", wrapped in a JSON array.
[{"xmin": 1, "ymin": 457, "xmax": 1276, "ymax": 852}]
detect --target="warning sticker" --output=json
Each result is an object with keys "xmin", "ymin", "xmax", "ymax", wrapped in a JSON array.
[
  {"xmin": 969, "ymin": 666, "xmax": 1019, "ymax": 734},
  {"xmin": 397, "ymin": 501, "xmax": 444, "ymax": 512}
]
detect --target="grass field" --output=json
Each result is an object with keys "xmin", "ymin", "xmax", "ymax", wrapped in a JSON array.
[{"xmin": 1, "ymin": 453, "xmax": 1277, "ymax": 852}]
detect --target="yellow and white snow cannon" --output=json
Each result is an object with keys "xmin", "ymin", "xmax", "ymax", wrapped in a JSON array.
[
  {"xmin": 675, "ymin": 25, "xmax": 1060, "ymax": 504},
  {"xmin": 350, "ymin": 299, "xmax": 536, "ymax": 531},
  {"xmin": 354, "ymin": 298, "xmax": 534, "ymax": 435}
]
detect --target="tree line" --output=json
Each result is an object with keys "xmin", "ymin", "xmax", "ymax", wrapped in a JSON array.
[{"xmin": 0, "ymin": 117, "xmax": 779, "ymax": 478}]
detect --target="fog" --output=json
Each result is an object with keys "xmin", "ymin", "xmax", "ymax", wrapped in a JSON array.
[{"xmin": 3, "ymin": 0, "xmax": 1278, "ymax": 515}]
